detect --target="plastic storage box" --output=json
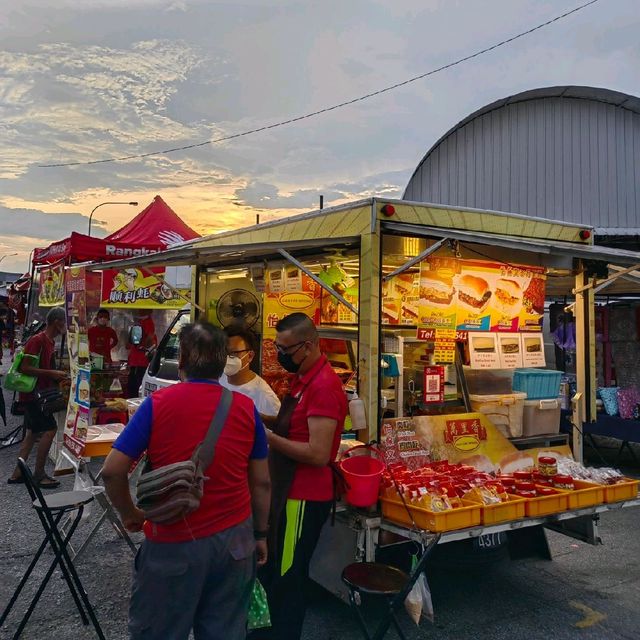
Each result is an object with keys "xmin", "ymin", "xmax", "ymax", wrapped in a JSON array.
[
  {"xmin": 513, "ymin": 368, "xmax": 562, "ymax": 400},
  {"xmin": 522, "ymin": 398, "xmax": 561, "ymax": 437},
  {"xmin": 468, "ymin": 392, "xmax": 527, "ymax": 438},
  {"xmin": 463, "ymin": 367, "xmax": 514, "ymax": 395}
]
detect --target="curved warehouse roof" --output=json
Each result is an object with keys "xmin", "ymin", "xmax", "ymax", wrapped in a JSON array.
[{"xmin": 404, "ymin": 86, "xmax": 640, "ymax": 234}]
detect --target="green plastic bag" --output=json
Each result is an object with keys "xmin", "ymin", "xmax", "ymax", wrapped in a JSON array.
[
  {"xmin": 3, "ymin": 352, "xmax": 39, "ymax": 393},
  {"xmin": 247, "ymin": 579, "xmax": 271, "ymax": 630}
]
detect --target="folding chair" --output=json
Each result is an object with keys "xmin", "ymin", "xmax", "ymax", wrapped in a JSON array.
[
  {"xmin": 0, "ymin": 458, "xmax": 105, "ymax": 640},
  {"xmin": 341, "ymin": 533, "xmax": 441, "ymax": 640}
]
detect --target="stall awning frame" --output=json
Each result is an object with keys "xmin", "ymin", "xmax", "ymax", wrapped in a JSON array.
[
  {"xmin": 382, "ymin": 222, "xmax": 640, "ymax": 266},
  {"xmin": 87, "ymin": 236, "xmax": 361, "ymax": 271}
]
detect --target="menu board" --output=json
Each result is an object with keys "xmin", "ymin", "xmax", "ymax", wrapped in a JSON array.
[
  {"xmin": 469, "ymin": 332, "xmax": 545, "ymax": 369},
  {"xmin": 418, "ymin": 257, "xmax": 545, "ymax": 332}
]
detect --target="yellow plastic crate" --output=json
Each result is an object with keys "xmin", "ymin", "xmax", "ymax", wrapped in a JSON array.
[
  {"xmin": 524, "ymin": 490, "xmax": 568, "ymax": 517},
  {"xmin": 603, "ymin": 478, "xmax": 639, "ymax": 503},
  {"xmin": 380, "ymin": 496, "xmax": 482, "ymax": 532},
  {"xmin": 476, "ymin": 495, "xmax": 527, "ymax": 525},
  {"xmin": 563, "ymin": 480, "xmax": 606, "ymax": 510}
]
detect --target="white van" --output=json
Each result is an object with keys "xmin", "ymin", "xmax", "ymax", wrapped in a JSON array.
[{"xmin": 139, "ymin": 308, "xmax": 190, "ymax": 397}]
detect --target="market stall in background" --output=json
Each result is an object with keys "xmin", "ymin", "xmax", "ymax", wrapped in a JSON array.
[{"xmin": 23, "ymin": 196, "xmax": 201, "ymax": 466}]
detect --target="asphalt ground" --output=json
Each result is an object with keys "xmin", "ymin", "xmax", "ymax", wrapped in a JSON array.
[{"xmin": 1, "ymin": 359, "xmax": 640, "ymax": 639}]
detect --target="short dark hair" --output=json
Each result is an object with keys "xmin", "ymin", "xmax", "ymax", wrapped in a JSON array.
[
  {"xmin": 275, "ymin": 312, "xmax": 318, "ymax": 342},
  {"xmin": 97, "ymin": 308, "xmax": 110, "ymax": 318},
  {"xmin": 179, "ymin": 322, "xmax": 227, "ymax": 379},
  {"xmin": 46, "ymin": 307, "xmax": 65, "ymax": 326},
  {"xmin": 225, "ymin": 327, "xmax": 257, "ymax": 352}
]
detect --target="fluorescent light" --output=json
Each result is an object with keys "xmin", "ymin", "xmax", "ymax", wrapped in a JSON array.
[{"xmin": 217, "ymin": 269, "xmax": 249, "ymax": 280}]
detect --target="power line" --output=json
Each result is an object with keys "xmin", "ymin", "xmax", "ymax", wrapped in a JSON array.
[{"xmin": 39, "ymin": 0, "xmax": 600, "ymax": 169}]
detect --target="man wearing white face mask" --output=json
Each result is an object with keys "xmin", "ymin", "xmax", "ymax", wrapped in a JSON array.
[{"xmin": 220, "ymin": 328, "xmax": 281, "ymax": 419}]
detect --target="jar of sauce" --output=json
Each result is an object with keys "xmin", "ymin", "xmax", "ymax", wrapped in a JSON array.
[
  {"xmin": 553, "ymin": 474, "xmax": 575, "ymax": 490},
  {"xmin": 515, "ymin": 481, "xmax": 537, "ymax": 498},
  {"xmin": 538, "ymin": 456, "xmax": 558, "ymax": 477}
]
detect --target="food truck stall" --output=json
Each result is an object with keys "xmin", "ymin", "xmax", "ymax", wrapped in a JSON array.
[{"xmin": 89, "ymin": 198, "xmax": 640, "ymax": 603}]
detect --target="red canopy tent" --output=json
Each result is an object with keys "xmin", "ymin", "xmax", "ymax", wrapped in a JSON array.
[
  {"xmin": 105, "ymin": 195, "xmax": 199, "ymax": 247},
  {"xmin": 32, "ymin": 196, "xmax": 199, "ymax": 266}
]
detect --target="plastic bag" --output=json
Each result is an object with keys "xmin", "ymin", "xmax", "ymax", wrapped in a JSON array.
[
  {"xmin": 597, "ymin": 387, "xmax": 619, "ymax": 416},
  {"xmin": 73, "ymin": 461, "xmax": 105, "ymax": 521},
  {"xmin": 404, "ymin": 552, "xmax": 434, "ymax": 625},
  {"xmin": 247, "ymin": 578, "xmax": 271, "ymax": 630}
]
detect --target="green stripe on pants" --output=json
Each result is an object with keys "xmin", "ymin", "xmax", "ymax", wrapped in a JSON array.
[{"xmin": 280, "ymin": 499, "xmax": 306, "ymax": 577}]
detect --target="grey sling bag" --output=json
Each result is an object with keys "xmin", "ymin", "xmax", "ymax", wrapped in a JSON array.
[{"xmin": 135, "ymin": 388, "xmax": 233, "ymax": 525}]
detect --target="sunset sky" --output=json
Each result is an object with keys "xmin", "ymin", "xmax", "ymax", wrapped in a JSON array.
[{"xmin": 1, "ymin": 0, "xmax": 638, "ymax": 273}]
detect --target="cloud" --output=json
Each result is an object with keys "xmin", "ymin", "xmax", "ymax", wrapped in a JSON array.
[
  {"xmin": 0, "ymin": 0, "xmax": 638, "ymax": 274},
  {"xmin": 234, "ymin": 169, "xmax": 407, "ymax": 210},
  {"xmin": 0, "ymin": 205, "xmax": 107, "ymax": 240}
]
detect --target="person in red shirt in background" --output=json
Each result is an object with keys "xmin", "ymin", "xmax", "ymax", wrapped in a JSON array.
[
  {"xmin": 257, "ymin": 313, "xmax": 347, "ymax": 640},
  {"xmin": 127, "ymin": 310, "xmax": 157, "ymax": 398},
  {"xmin": 88, "ymin": 308, "xmax": 118, "ymax": 364}
]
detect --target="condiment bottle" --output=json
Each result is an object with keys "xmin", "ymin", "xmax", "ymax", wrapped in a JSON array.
[
  {"xmin": 552, "ymin": 474, "xmax": 575, "ymax": 490},
  {"xmin": 538, "ymin": 456, "xmax": 558, "ymax": 477}
]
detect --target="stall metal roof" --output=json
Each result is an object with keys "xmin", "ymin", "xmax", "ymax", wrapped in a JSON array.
[{"xmin": 90, "ymin": 199, "xmax": 596, "ymax": 271}]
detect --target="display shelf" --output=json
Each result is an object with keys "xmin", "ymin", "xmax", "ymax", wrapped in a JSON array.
[
  {"xmin": 377, "ymin": 498, "xmax": 640, "ymax": 546},
  {"xmin": 510, "ymin": 433, "xmax": 569, "ymax": 450}
]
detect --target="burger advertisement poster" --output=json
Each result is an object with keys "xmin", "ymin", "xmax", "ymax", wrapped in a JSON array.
[{"xmin": 417, "ymin": 258, "xmax": 545, "ymax": 333}]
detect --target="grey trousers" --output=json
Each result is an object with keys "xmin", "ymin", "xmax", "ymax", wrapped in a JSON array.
[{"xmin": 129, "ymin": 518, "xmax": 255, "ymax": 640}]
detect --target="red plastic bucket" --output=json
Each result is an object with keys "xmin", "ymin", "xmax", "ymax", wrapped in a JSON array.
[{"xmin": 339, "ymin": 446, "xmax": 385, "ymax": 507}]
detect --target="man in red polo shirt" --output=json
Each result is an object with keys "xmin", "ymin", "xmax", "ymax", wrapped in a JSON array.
[
  {"xmin": 260, "ymin": 313, "xmax": 347, "ymax": 640},
  {"xmin": 102, "ymin": 322, "xmax": 271, "ymax": 639}
]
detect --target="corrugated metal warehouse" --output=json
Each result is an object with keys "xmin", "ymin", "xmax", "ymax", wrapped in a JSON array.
[{"xmin": 404, "ymin": 86, "xmax": 640, "ymax": 247}]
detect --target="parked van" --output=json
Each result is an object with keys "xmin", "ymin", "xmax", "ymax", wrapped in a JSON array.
[{"xmin": 140, "ymin": 308, "xmax": 189, "ymax": 396}]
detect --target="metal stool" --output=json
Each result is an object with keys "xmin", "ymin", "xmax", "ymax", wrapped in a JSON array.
[
  {"xmin": 341, "ymin": 534, "xmax": 441, "ymax": 640},
  {"xmin": 342, "ymin": 562, "xmax": 411, "ymax": 639},
  {"xmin": 0, "ymin": 458, "xmax": 105, "ymax": 639}
]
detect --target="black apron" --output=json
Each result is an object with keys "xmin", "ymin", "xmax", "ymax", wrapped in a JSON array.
[{"xmin": 266, "ymin": 363, "xmax": 328, "ymax": 566}]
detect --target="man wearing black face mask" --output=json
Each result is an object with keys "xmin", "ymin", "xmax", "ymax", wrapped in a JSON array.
[{"xmin": 257, "ymin": 313, "xmax": 347, "ymax": 640}]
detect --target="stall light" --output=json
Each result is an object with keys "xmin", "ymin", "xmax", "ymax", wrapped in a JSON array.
[
  {"xmin": 380, "ymin": 204, "xmax": 395, "ymax": 217},
  {"xmin": 217, "ymin": 269, "xmax": 250, "ymax": 280},
  {"xmin": 579, "ymin": 229, "xmax": 591, "ymax": 240}
]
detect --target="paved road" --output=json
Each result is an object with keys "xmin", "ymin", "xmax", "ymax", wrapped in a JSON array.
[{"xmin": 1, "ymin": 361, "xmax": 640, "ymax": 639}]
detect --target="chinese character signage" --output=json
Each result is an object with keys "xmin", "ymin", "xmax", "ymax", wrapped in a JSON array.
[
  {"xmin": 379, "ymin": 414, "xmax": 570, "ymax": 473},
  {"xmin": 101, "ymin": 267, "xmax": 190, "ymax": 309}
]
